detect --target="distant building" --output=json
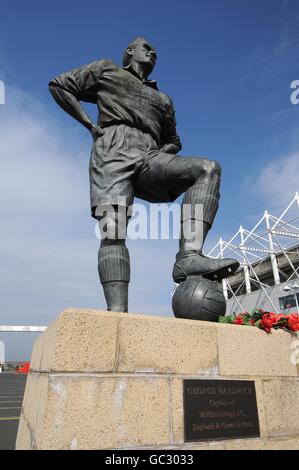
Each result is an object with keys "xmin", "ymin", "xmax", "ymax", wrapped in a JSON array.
[{"xmin": 209, "ymin": 193, "xmax": 299, "ymax": 315}]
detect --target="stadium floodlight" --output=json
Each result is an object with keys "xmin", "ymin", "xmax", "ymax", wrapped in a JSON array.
[
  {"xmin": 283, "ymin": 282, "xmax": 299, "ymax": 292},
  {"xmin": 0, "ymin": 341, "xmax": 5, "ymax": 373}
]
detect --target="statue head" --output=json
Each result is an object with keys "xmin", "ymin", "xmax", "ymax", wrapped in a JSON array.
[{"xmin": 123, "ymin": 37, "xmax": 157, "ymax": 74}]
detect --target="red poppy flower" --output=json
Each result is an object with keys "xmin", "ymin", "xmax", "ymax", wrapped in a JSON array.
[
  {"xmin": 287, "ymin": 313, "xmax": 299, "ymax": 332},
  {"xmin": 260, "ymin": 313, "xmax": 277, "ymax": 333}
]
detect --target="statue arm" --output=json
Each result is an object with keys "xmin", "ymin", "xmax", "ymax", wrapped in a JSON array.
[
  {"xmin": 49, "ymin": 84, "xmax": 96, "ymax": 133},
  {"xmin": 160, "ymin": 142, "xmax": 181, "ymax": 154},
  {"xmin": 49, "ymin": 60, "xmax": 106, "ymax": 140},
  {"xmin": 160, "ymin": 97, "xmax": 182, "ymax": 154}
]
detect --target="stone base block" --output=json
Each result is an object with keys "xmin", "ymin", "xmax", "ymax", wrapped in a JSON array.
[{"xmin": 16, "ymin": 309, "xmax": 299, "ymax": 450}]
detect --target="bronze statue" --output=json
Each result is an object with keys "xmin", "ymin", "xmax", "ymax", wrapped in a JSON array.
[{"xmin": 49, "ymin": 37, "xmax": 239, "ymax": 314}]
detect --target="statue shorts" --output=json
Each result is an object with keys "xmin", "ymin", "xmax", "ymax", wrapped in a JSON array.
[{"xmin": 90, "ymin": 123, "xmax": 182, "ymax": 218}]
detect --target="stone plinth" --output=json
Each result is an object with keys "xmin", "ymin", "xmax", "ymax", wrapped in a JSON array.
[{"xmin": 16, "ymin": 309, "xmax": 299, "ymax": 450}]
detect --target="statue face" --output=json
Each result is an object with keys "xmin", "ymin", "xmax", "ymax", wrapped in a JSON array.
[{"xmin": 128, "ymin": 40, "xmax": 157, "ymax": 72}]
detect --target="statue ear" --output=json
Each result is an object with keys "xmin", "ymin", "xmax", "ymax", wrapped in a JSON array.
[{"xmin": 126, "ymin": 46, "xmax": 134, "ymax": 57}]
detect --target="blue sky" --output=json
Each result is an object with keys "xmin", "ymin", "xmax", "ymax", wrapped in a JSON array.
[{"xmin": 1, "ymin": 0, "xmax": 299, "ymax": 359}]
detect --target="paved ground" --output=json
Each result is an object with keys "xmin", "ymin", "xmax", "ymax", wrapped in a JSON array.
[{"xmin": 0, "ymin": 373, "xmax": 27, "ymax": 450}]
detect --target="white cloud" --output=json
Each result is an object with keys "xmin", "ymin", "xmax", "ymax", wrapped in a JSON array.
[
  {"xmin": 0, "ymin": 85, "xmax": 101, "ymax": 327},
  {"xmin": 255, "ymin": 152, "xmax": 299, "ymax": 210},
  {"xmin": 0, "ymin": 87, "xmax": 89, "ymax": 218}
]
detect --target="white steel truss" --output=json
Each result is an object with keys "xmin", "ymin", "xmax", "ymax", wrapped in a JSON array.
[{"xmin": 208, "ymin": 193, "xmax": 299, "ymax": 312}]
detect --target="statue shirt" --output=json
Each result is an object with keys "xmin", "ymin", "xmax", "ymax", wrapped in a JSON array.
[{"xmin": 49, "ymin": 60, "xmax": 181, "ymax": 151}]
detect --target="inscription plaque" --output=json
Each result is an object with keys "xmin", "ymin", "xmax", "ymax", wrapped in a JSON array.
[{"xmin": 184, "ymin": 379, "xmax": 260, "ymax": 442}]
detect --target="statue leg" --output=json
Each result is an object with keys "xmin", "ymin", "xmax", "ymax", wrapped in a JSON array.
[
  {"xmin": 179, "ymin": 159, "xmax": 220, "ymax": 252},
  {"xmin": 96, "ymin": 205, "xmax": 130, "ymax": 312},
  {"xmin": 164, "ymin": 156, "xmax": 239, "ymax": 282}
]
